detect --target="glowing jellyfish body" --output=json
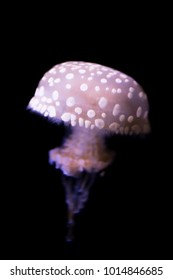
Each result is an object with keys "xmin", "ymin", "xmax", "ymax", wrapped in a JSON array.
[{"xmin": 28, "ymin": 61, "xmax": 150, "ymax": 241}]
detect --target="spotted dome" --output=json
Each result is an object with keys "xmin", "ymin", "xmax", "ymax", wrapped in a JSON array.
[{"xmin": 28, "ymin": 61, "xmax": 150, "ymax": 135}]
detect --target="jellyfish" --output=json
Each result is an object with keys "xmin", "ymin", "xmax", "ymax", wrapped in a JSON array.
[{"xmin": 28, "ymin": 61, "xmax": 150, "ymax": 241}]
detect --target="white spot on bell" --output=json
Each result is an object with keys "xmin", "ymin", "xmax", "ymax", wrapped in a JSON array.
[
  {"xmin": 75, "ymin": 107, "xmax": 82, "ymax": 114},
  {"xmin": 128, "ymin": 116, "xmax": 134, "ymax": 123},
  {"xmin": 40, "ymin": 104, "xmax": 47, "ymax": 113},
  {"xmin": 112, "ymin": 104, "xmax": 120, "ymax": 116},
  {"xmin": 49, "ymin": 68, "xmax": 56, "ymax": 74},
  {"xmin": 35, "ymin": 88, "xmax": 39, "ymax": 96},
  {"xmin": 79, "ymin": 69, "xmax": 86, "ymax": 74},
  {"xmin": 98, "ymin": 97, "xmax": 108, "ymax": 109},
  {"xmin": 36, "ymin": 104, "xmax": 42, "ymax": 111},
  {"xmin": 38, "ymin": 86, "xmax": 44, "ymax": 96},
  {"xmin": 59, "ymin": 68, "xmax": 66, "ymax": 73},
  {"xmin": 66, "ymin": 84, "xmax": 71, "ymax": 89},
  {"xmin": 97, "ymin": 71, "xmax": 102, "ymax": 75},
  {"xmin": 117, "ymin": 88, "xmax": 122, "ymax": 94},
  {"xmin": 109, "ymin": 122, "xmax": 120, "ymax": 131},
  {"xmin": 112, "ymin": 88, "xmax": 116, "ymax": 94},
  {"xmin": 136, "ymin": 106, "xmax": 142, "ymax": 117},
  {"xmin": 119, "ymin": 114, "xmax": 125, "ymax": 122},
  {"xmin": 102, "ymin": 113, "xmax": 106, "ymax": 118},
  {"xmin": 65, "ymin": 73, "xmax": 74, "ymax": 80},
  {"xmin": 120, "ymin": 73, "xmax": 127, "ymax": 78},
  {"xmin": 129, "ymin": 87, "xmax": 135, "ymax": 92},
  {"xmin": 101, "ymin": 67, "xmax": 108, "ymax": 71},
  {"xmin": 71, "ymin": 120, "xmax": 77, "ymax": 127},
  {"xmin": 48, "ymin": 77, "xmax": 54, "ymax": 83},
  {"xmin": 54, "ymin": 78, "xmax": 61, "ymax": 83},
  {"xmin": 61, "ymin": 112, "xmax": 71, "ymax": 122},
  {"xmin": 95, "ymin": 119, "xmax": 105, "ymax": 129},
  {"xmin": 47, "ymin": 106, "xmax": 56, "ymax": 117},
  {"xmin": 66, "ymin": 96, "xmax": 75, "ymax": 107},
  {"xmin": 101, "ymin": 78, "xmax": 107, "ymax": 84},
  {"xmin": 115, "ymin": 78, "xmax": 122, "ymax": 83},
  {"xmin": 80, "ymin": 83, "xmax": 88, "ymax": 91},
  {"xmin": 87, "ymin": 109, "xmax": 96, "ymax": 118},
  {"xmin": 95, "ymin": 86, "xmax": 100, "ymax": 92},
  {"xmin": 79, "ymin": 117, "xmax": 84, "ymax": 127},
  {"xmin": 85, "ymin": 120, "xmax": 91, "ymax": 128},
  {"xmin": 144, "ymin": 111, "xmax": 148, "ymax": 119},
  {"xmin": 139, "ymin": 91, "xmax": 144, "ymax": 98},
  {"xmin": 88, "ymin": 77, "xmax": 93, "ymax": 81},
  {"xmin": 128, "ymin": 92, "xmax": 133, "ymax": 99},
  {"xmin": 70, "ymin": 114, "xmax": 77, "ymax": 121},
  {"xmin": 52, "ymin": 90, "xmax": 59, "ymax": 100},
  {"xmin": 30, "ymin": 98, "xmax": 39, "ymax": 108},
  {"xmin": 46, "ymin": 98, "xmax": 52, "ymax": 104}
]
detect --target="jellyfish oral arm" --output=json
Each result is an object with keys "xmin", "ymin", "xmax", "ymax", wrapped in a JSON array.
[{"xmin": 49, "ymin": 126, "xmax": 115, "ymax": 177}]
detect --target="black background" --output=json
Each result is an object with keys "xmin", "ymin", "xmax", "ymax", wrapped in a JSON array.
[{"xmin": 1, "ymin": 3, "xmax": 172, "ymax": 260}]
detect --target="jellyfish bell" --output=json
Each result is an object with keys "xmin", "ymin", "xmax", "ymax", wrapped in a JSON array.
[{"xmin": 28, "ymin": 61, "xmax": 150, "ymax": 241}]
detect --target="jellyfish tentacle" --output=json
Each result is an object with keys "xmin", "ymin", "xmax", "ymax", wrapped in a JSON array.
[
  {"xmin": 74, "ymin": 172, "xmax": 96, "ymax": 214},
  {"xmin": 62, "ymin": 175, "xmax": 75, "ymax": 242},
  {"xmin": 66, "ymin": 203, "xmax": 74, "ymax": 242},
  {"xmin": 61, "ymin": 172, "xmax": 97, "ymax": 241}
]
